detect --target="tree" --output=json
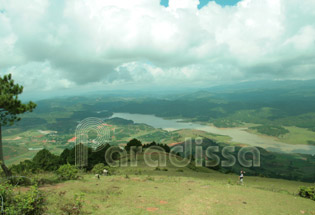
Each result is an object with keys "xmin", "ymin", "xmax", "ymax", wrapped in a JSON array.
[
  {"xmin": 125, "ymin": 138, "xmax": 142, "ymax": 153},
  {"xmin": 32, "ymin": 149, "xmax": 59, "ymax": 171},
  {"xmin": 0, "ymin": 74, "xmax": 36, "ymax": 176}
]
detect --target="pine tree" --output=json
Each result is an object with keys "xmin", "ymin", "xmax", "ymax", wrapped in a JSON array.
[{"xmin": 0, "ymin": 74, "xmax": 36, "ymax": 177}]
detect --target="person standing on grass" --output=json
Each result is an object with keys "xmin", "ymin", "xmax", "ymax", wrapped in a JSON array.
[{"xmin": 239, "ymin": 170, "xmax": 245, "ymax": 184}]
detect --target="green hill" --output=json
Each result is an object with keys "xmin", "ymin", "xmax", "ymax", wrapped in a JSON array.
[{"xmin": 37, "ymin": 153, "xmax": 315, "ymax": 215}]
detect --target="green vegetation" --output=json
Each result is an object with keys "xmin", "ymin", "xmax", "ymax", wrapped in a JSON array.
[
  {"xmin": 308, "ymin": 141, "xmax": 315, "ymax": 146},
  {"xmin": 0, "ymin": 183, "xmax": 45, "ymax": 214},
  {"xmin": 32, "ymin": 149, "xmax": 59, "ymax": 171},
  {"xmin": 34, "ymin": 155, "xmax": 315, "ymax": 214},
  {"xmin": 250, "ymin": 125, "xmax": 289, "ymax": 137},
  {"xmin": 56, "ymin": 164, "xmax": 79, "ymax": 181},
  {"xmin": 1, "ymin": 144, "xmax": 314, "ymax": 214},
  {"xmin": 299, "ymin": 186, "xmax": 315, "ymax": 201},
  {"xmin": 1, "ymin": 82, "xmax": 315, "ymax": 214},
  {"xmin": 92, "ymin": 163, "xmax": 106, "ymax": 175},
  {"xmin": 0, "ymin": 73, "xmax": 37, "ymax": 177},
  {"xmin": 279, "ymin": 126, "xmax": 315, "ymax": 145},
  {"xmin": 125, "ymin": 138, "xmax": 142, "ymax": 152}
]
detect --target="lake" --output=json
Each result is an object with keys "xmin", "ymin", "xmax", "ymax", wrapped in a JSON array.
[{"xmin": 110, "ymin": 112, "xmax": 315, "ymax": 155}]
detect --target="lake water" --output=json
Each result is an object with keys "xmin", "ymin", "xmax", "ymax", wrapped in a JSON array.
[{"xmin": 111, "ymin": 112, "xmax": 315, "ymax": 155}]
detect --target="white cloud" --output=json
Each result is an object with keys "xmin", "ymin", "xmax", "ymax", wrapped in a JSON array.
[{"xmin": 0, "ymin": 0, "xmax": 315, "ymax": 95}]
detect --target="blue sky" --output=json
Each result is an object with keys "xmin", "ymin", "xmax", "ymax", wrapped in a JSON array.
[{"xmin": 161, "ymin": 0, "xmax": 242, "ymax": 8}]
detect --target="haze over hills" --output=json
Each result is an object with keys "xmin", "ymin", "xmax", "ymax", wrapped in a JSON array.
[{"xmin": 2, "ymin": 79, "xmax": 315, "ymax": 184}]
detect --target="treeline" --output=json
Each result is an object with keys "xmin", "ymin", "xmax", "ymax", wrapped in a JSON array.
[
  {"xmin": 9, "ymin": 137, "xmax": 314, "ymax": 183},
  {"xmin": 10, "ymin": 139, "xmax": 170, "ymax": 174}
]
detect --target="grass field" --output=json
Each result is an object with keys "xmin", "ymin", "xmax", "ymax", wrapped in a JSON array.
[{"xmin": 26, "ymin": 154, "xmax": 315, "ymax": 215}]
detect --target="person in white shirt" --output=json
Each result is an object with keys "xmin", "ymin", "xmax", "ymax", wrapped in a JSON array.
[{"xmin": 239, "ymin": 170, "xmax": 245, "ymax": 184}]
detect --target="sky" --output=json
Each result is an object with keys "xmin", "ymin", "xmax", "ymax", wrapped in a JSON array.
[{"xmin": 0, "ymin": 0, "xmax": 315, "ymax": 98}]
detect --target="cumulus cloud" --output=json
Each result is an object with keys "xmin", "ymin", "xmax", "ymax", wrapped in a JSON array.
[{"xmin": 0, "ymin": 0, "xmax": 315, "ymax": 94}]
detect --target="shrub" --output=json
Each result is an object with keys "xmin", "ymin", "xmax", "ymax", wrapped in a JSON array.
[
  {"xmin": 91, "ymin": 163, "xmax": 105, "ymax": 175},
  {"xmin": 8, "ymin": 176, "xmax": 32, "ymax": 186},
  {"xmin": 135, "ymin": 169, "xmax": 142, "ymax": 175},
  {"xmin": 32, "ymin": 174, "xmax": 59, "ymax": 186},
  {"xmin": 299, "ymin": 186, "xmax": 315, "ymax": 201},
  {"xmin": 92, "ymin": 164, "xmax": 115, "ymax": 176},
  {"xmin": 176, "ymin": 169, "xmax": 184, "ymax": 172},
  {"xmin": 59, "ymin": 193, "xmax": 85, "ymax": 215},
  {"xmin": 10, "ymin": 160, "xmax": 37, "ymax": 174},
  {"xmin": 104, "ymin": 166, "xmax": 115, "ymax": 176},
  {"xmin": 0, "ymin": 183, "xmax": 46, "ymax": 214},
  {"xmin": 56, "ymin": 164, "xmax": 79, "ymax": 181}
]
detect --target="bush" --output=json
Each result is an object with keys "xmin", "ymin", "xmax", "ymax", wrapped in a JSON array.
[
  {"xmin": 32, "ymin": 174, "xmax": 59, "ymax": 186},
  {"xmin": 59, "ymin": 193, "xmax": 85, "ymax": 215},
  {"xmin": 134, "ymin": 169, "xmax": 142, "ymax": 175},
  {"xmin": 91, "ymin": 163, "xmax": 105, "ymax": 175},
  {"xmin": 56, "ymin": 164, "xmax": 79, "ymax": 181},
  {"xmin": 91, "ymin": 164, "xmax": 115, "ymax": 176},
  {"xmin": 0, "ymin": 183, "xmax": 46, "ymax": 214},
  {"xmin": 10, "ymin": 160, "xmax": 37, "ymax": 174},
  {"xmin": 8, "ymin": 176, "xmax": 32, "ymax": 186},
  {"xmin": 155, "ymin": 167, "xmax": 167, "ymax": 171},
  {"xmin": 299, "ymin": 186, "xmax": 315, "ymax": 201}
]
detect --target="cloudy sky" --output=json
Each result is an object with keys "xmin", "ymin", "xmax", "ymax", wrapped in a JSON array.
[{"xmin": 0, "ymin": 0, "xmax": 315, "ymax": 98}]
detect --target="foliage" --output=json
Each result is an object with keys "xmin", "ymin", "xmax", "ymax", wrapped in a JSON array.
[
  {"xmin": 143, "ymin": 141, "xmax": 170, "ymax": 153},
  {"xmin": 59, "ymin": 148, "xmax": 75, "ymax": 165},
  {"xmin": 59, "ymin": 192, "xmax": 85, "ymax": 215},
  {"xmin": 299, "ymin": 186, "xmax": 315, "ymax": 201},
  {"xmin": 32, "ymin": 173, "xmax": 59, "ymax": 186},
  {"xmin": 54, "ymin": 191, "xmax": 86, "ymax": 215},
  {"xmin": 251, "ymin": 125, "xmax": 289, "ymax": 137},
  {"xmin": 32, "ymin": 149, "xmax": 60, "ymax": 171},
  {"xmin": 56, "ymin": 164, "xmax": 79, "ymax": 181},
  {"xmin": 307, "ymin": 140, "xmax": 315, "ymax": 146},
  {"xmin": 59, "ymin": 144, "xmax": 111, "ymax": 170},
  {"xmin": 155, "ymin": 167, "xmax": 161, "ymax": 171},
  {"xmin": 91, "ymin": 163, "xmax": 105, "ymax": 175},
  {"xmin": 0, "ymin": 74, "xmax": 37, "ymax": 126},
  {"xmin": 8, "ymin": 176, "xmax": 33, "ymax": 186},
  {"xmin": 0, "ymin": 183, "xmax": 46, "ymax": 214},
  {"xmin": 0, "ymin": 73, "xmax": 37, "ymax": 177},
  {"xmin": 11, "ymin": 160, "xmax": 37, "ymax": 174},
  {"xmin": 125, "ymin": 138, "xmax": 142, "ymax": 152},
  {"xmin": 87, "ymin": 144, "xmax": 111, "ymax": 170}
]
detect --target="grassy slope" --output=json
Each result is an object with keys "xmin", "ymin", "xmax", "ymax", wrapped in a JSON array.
[{"xmin": 42, "ymin": 155, "xmax": 315, "ymax": 215}]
